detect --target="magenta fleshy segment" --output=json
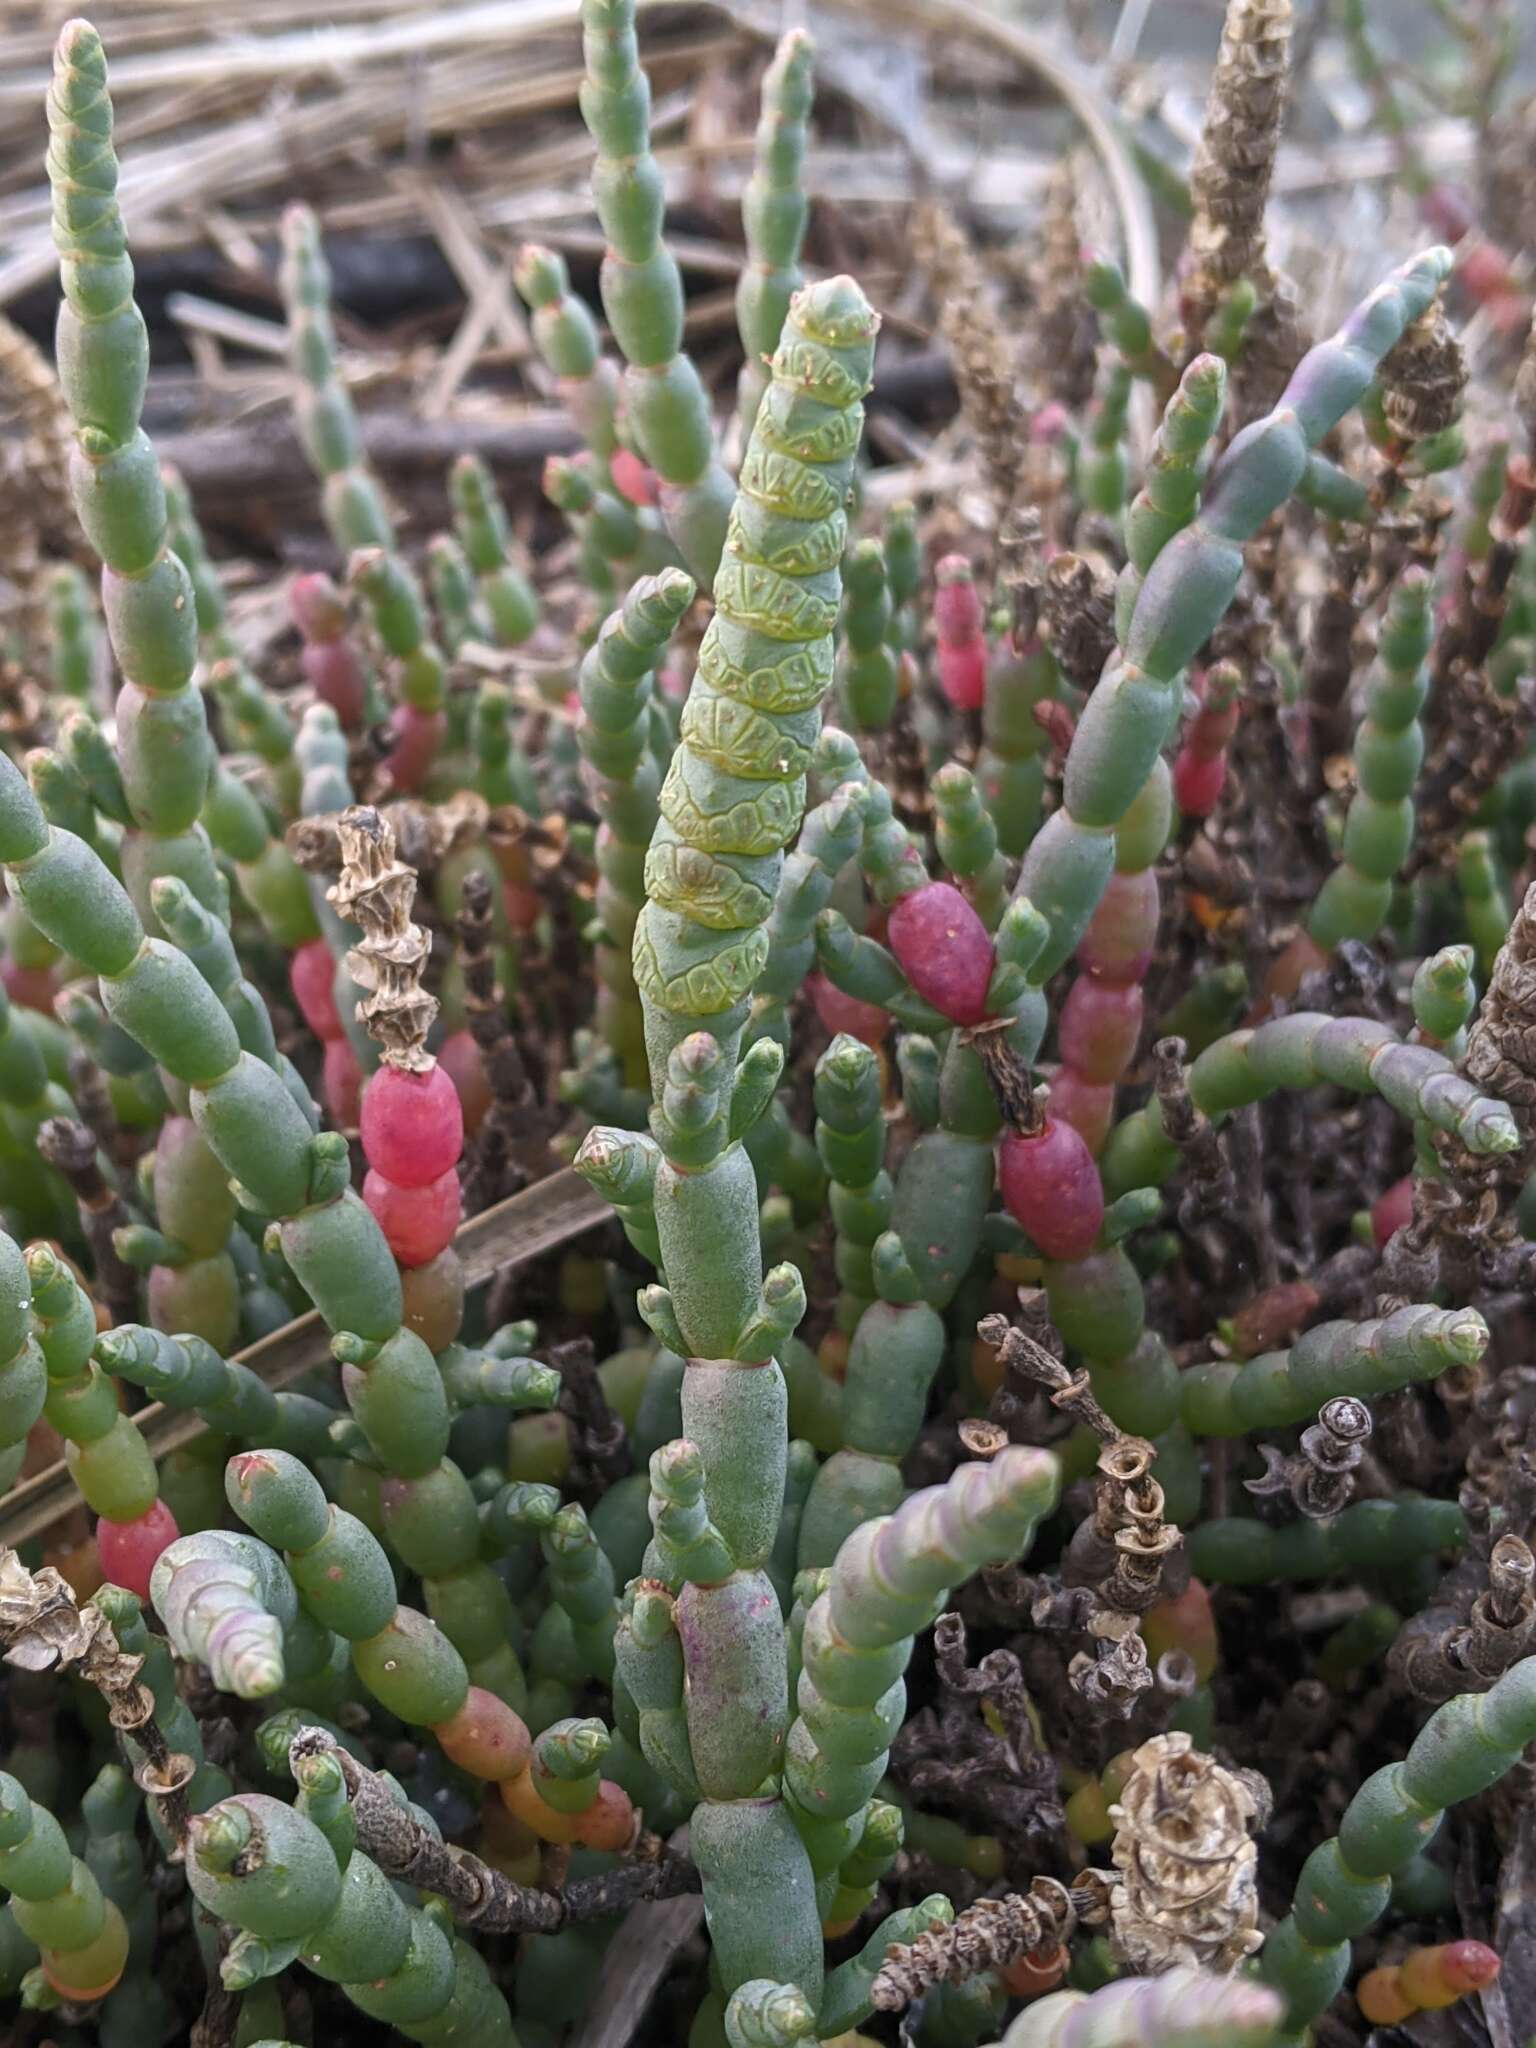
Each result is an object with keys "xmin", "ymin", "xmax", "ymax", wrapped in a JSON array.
[
  {"xmin": 808, "ymin": 971, "xmax": 890, "ymax": 1048},
  {"xmin": 301, "ymin": 640, "xmax": 367, "ymax": 729},
  {"xmin": 97, "ymin": 1499, "xmax": 180, "ymax": 1602},
  {"xmin": 360, "ymin": 1064, "xmax": 464, "ymax": 1186},
  {"xmin": 609, "ymin": 447, "xmax": 661, "ymax": 506},
  {"xmin": 1371, "ymin": 1174, "xmax": 1415, "ymax": 1249},
  {"xmin": 289, "ymin": 571, "xmax": 347, "ymax": 642},
  {"xmin": 933, "ymin": 555, "xmax": 986, "ymax": 712},
  {"xmin": 1173, "ymin": 746, "xmax": 1228, "ymax": 817},
  {"xmin": 363, "ymin": 1165, "xmax": 463, "ymax": 1267},
  {"xmin": 1075, "ymin": 869, "xmax": 1160, "ymax": 986},
  {"xmin": 1057, "ymin": 974, "xmax": 1143, "ymax": 1084},
  {"xmin": 382, "ymin": 704, "xmax": 445, "ymax": 793},
  {"xmin": 1045, "ymin": 1068, "xmax": 1117, "ymax": 1156},
  {"xmin": 887, "ymin": 881, "xmax": 995, "ymax": 1026},
  {"xmin": 290, "ymin": 938, "xmax": 342, "ymax": 1042},
  {"xmin": 999, "ymin": 1117, "xmax": 1105, "ymax": 1261},
  {"xmin": 323, "ymin": 1037, "xmax": 362, "ymax": 1128}
]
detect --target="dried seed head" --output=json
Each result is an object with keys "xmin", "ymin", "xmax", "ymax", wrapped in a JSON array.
[
  {"xmin": 1108, "ymin": 1731, "xmax": 1268, "ymax": 1972},
  {"xmin": 1379, "ymin": 297, "xmax": 1467, "ymax": 445},
  {"xmin": 1184, "ymin": 0, "xmax": 1293, "ymax": 321},
  {"xmin": 327, "ymin": 804, "xmax": 438, "ymax": 1070},
  {"xmin": 912, "ymin": 199, "xmax": 1029, "ymax": 521}
]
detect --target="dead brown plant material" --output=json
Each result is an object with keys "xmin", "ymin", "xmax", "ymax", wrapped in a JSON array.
[
  {"xmin": 328, "ymin": 803, "xmax": 437, "ymax": 1068},
  {"xmin": 911, "ymin": 199, "xmax": 1029, "ymax": 525},
  {"xmin": 1107, "ymin": 1731, "xmax": 1269, "ymax": 1973}
]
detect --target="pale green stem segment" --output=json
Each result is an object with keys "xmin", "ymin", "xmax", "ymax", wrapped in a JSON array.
[
  {"xmin": 279, "ymin": 203, "xmax": 394, "ymax": 556},
  {"xmin": 1016, "ymin": 246, "xmax": 1454, "ymax": 979},
  {"xmin": 579, "ymin": 0, "xmax": 738, "ymax": 580},
  {"xmin": 46, "ymin": 20, "xmax": 220, "ymax": 933},
  {"xmin": 735, "ymin": 30, "xmax": 815, "ymax": 442},
  {"xmin": 575, "ymin": 274, "xmax": 878, "ymax": 2011}
]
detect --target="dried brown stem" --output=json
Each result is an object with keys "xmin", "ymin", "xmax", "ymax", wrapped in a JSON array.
[
  {"xmin": 1039, "ymin": 551, "xmax": 1117, "ymax": 692},
  {"xmin": 1151, "ymin": 1037, "xmax": 1232, "ymax": 1211},
  {"xmin": 288, "ymin": 1726, "xmax": 696, "ymax": 1932},
  {"xmin": 0, "ymin": 1550, "xmax": 193, "ymax": 1852},
  {"xmin": 869, "ymin": 1880, "xmax": 1077, "ymax": 2011},
  {"xmin": 327, "ymin": 804, "xmax": 436, "ymax": 1068},
  {"xmin": 977, "ymin": 1312, "xmax": 1181, "ymax": 1715},
  {"xmin": 911, "ymin": 200, "xmax": 1029, "ymax": 524},
  {"xmin": 1378, "ymin": 295, "xmax": 1467, "ymax": 447},
  {"xmin": 1246, "ymin": 1393, "xmax": 1373, "ymax": 1519},
  {"xmin": 455, "ymin": 865, "xmax": 553, "ymax": 1203},
  {"xmin": 1182, "ymin": 0, "xmax": 1306, "ymax": 412},
  {"xmin": 35, "ymin": 1116, "xmax": 140, "ymax": 1325}
]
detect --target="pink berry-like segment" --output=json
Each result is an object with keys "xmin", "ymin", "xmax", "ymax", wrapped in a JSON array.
[
  {"xmin": 808, "ymin": 972, "xmax": 889, "ymax": 1048},
  {"xmin": 933, "ymin": 556, "xmax": 987, "ymax": 712},
  {"xmin": 383, "ymin": 704, "xmax": 446, "ymax": 793},
  {"xmin": 1045, "ymin": 1069, "xmax": 1116, "ymax": 1156},
  {"xmin": 1057, "ymin": 975, "xmax": 1143, "ymax": 1084},
  {"xmin": 1173, "ymin": 746, "xmax": 1228, "ymax": 818},
  {"xmin": 999, "ymin": 1117, "xmax": 1105, "ymax": 1262},
  {"xmin": 887, "ymin": 881, "xmax": 995, "ymax": 1027},
  {"xmin": 1076, "ymin": 869, "xmax": 1159, "ymax": 985},
  {"xmin": 290, "ymin": 938, "xmax": 342, "ymax": 1042},
  {"xmin": 360, "ymin": 1063, "xmax": 464, "ymax": 1186},
  {"xmin": 937, "ymin": 640, "xmax": 986, "ymax": 713},
  {"xmin": 97, "ymin": 1498, "xmax": 180, "ymax": 1603},
  {"xmin": 1370, "ymin": 1175, "xmax": 1414, "ymax": 1249},
  {"xmin": 289, "ymin": 570, "xmax": 347, "ymax": 642},
  {"xmin": 323, "ymin": 1037, "xmax": 362, "ymax": 1129},
  {"xmin": 364, "ymin": 1165, "xmax": 463, "ymax": 1267},
  {"xmin": 610, "ymin": 447, "xmax": 661, "ymax": 506},
  {"xmin": 301, "ymin": 639, "xmax": 367, "ymax": 729},
  {"xmin": 436, "ymin": 1029, "xmax": 493, "ymax": 1137}
]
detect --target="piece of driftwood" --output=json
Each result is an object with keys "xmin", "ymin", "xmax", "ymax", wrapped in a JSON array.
[{"xmin": 0, "ymin": 1167, "xmax": 610, "ymax": 1551}]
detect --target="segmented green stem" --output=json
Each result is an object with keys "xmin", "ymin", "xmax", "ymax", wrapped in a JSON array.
[
  {"xmin": 46, "ymin": 21, "xmax": 219, "ymax": 933},
  {"xmin": 1182, "ymin": 1303, "xmax": 1486, "ymax": 1437},
  {"xmin": 95, "ymin": 1325, "xmax": 333, "ymax": 1464},
  {"xmin": 187, "ymin": 1791, "xmax": 514, "ymax": 2044},
  {"xmin": 933, "ymin": 762, "xmax": 1008, "ymax": 930},
  {"xmin": 450, "ymin": 454, "xmax": 539, "ymax": 647},
  {"xmin": 514, "ymin": 242, "xmax": 621, "ymax": 473},
  {"xmin": 578, "ymin": 569, "xmax": 697, "ymax": 1078},
  {"xmin": 0, "ymin": 1774, "xmax": 126, "ymax": 2001},
  {"xmin": 785, "ymin": 1450, "xmax": 1059, "ymax": 1891},
  {"xmin": 28, "ymin": 1240, "xmax": 158, "ymax": 1521},
  {"xmin": 0, "ymin": 1227, "xmax": 47, "ymax": 1497},
  {"xmin": 814, "ymin": 1033, "xmax": 892, "ymax": 1330},
  {"xmin": 1188, "ymin": 1495, "xmax": 1464, "ymax": 1585},
  {"xmin": 1115, "ymin": 353, "xmax": 1227, "ymax": 638},
  {"xmin": 736, "ymin": 29, "xmax": 815, "ymax": 441},
  {"xmin": 837, "ymin": 538, "xmax": 899, "ymax": 733},
  {"xmin": 580, "ymin": 0, "xmax": 737, "ymax": 579},
  {"xmin": 278, "ymin": 204, "xmax": 393, "ymax": 554},
  {"xmin": 1309, "ymin": 569, "xmax": 1432, "ymax": 949},
  {"xmin": 1260, "ymin": 1657, "xmax": 1536, "ymax": 2031},
  {"xmin": 1083, "ymin": 254, "xmax": 1176, "ymax": 399},
  {"xmin": 349, "ymin": 548, "xmax": 445, "ymax": 712},
  {"xmin": 46, "ymin": 562, "xmax": 98, "ymax": 702},
  {"xmin": 1101, "ymin": 1010, "xmax": 1517, "ymax": 1204},
  {"xmin": 1018, "ymin": 247, "xmax": 1454, "ymax": 978},
  {"xmin": 1076, "ymin": 359, "xmax": 1133, "ymax": 519},
  {"xmin": 576, "ymin": 294, "xmax": 877, "ymax": 1998}
]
